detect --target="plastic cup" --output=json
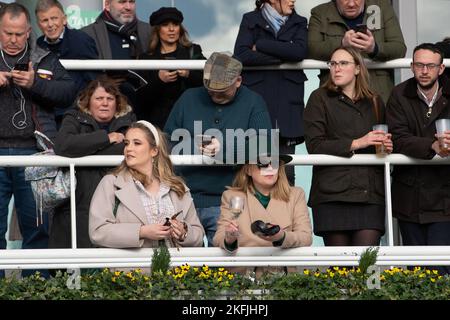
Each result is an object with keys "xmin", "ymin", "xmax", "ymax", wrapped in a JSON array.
[
  {"xmin": 372, "ymin": 124, "xmax": 388, "ymax": 156},
  {"xmin": 435, "ymin": 119, "xmax": 450, "ymax": 150}
]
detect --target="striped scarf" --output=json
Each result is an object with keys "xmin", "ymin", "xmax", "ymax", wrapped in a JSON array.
[{"xmin": 261, "ymin": 3, "xmax": 289, "ymax": 36}]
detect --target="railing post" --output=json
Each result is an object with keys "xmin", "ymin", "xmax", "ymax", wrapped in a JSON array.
[
  {"xmin": 70, "ymin": 163, "xmax": 77, "ymax": 249},
  {"xmin": 384, "ymin": 162, "xmax": 394, "ymax": 246}
]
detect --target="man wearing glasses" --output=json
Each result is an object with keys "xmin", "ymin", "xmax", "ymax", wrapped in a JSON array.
[{"xmin": 386, "ymin": 43, "xmax": 450, "ymax": 274}]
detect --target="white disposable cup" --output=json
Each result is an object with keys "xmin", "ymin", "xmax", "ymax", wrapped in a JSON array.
[
  {"xmin": 435, "ymin": 119, "xmax": 450, "ymax": 150},
  {"xmin": 372, "ymin": 124, "xmax": 388, "ymax": 155}
]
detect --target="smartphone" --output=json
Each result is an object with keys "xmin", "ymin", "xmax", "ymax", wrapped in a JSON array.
[
  {"xmin": 163, "ymin": 217, "xmax": 171, "ymax": 226},
  {"xmin": 14, "ymin": 63, "xmax": 29, "ymax": 71},
  {"xmin": 354, "ymin": 24, "xmax": 368, "ymax": 34},
  {"xmin": 171, "ymin": 210, "xmax": 183, "ymax": 220},
  {"xmin": 201, "ymin": 135, "xmax": 213, "ymax": 147},
  {"xmin": 195, "ymin": 135, "xmax": 213, "ymax": 147}
]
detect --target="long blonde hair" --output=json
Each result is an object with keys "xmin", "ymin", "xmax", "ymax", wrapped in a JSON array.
[
  {"xmin": 113, "ymin": 122, "xmax": 186, "ymax": 197},
  {"xmin": 323, "ymin": 46, "xmax": 377, "ymax": 101},
  {"xmin": 230, "ymin": 164, "xmax": 291, "ymax": 202}
]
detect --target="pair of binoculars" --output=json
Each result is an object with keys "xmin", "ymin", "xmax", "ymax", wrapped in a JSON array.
[{"xmin": 250, "ymin": 220, "xmax": 280, "ymax": 237}]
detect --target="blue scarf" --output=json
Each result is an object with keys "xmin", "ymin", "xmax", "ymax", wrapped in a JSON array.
[{"xmin": 261, "ymin": 3, "xmax": 289, "ymax": 35}]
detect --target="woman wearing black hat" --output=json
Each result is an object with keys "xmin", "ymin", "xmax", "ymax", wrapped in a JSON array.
[
  {"xmin": 213, "ymin": 154, "xmax": 312, "ymax": 274},
  {"xmin": 136, "ymin": 7, "xmax": 205, "ymax": 130}
]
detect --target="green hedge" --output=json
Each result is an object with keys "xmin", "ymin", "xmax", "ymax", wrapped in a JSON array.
[{"xmin": 1, "ymin": 265, "xmax": 450, "ymax": 300}]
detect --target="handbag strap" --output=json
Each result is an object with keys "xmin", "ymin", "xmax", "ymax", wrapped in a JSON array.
[{"xmin": 34, "ymin": 130, "xmax": 54, "ymax": 151}]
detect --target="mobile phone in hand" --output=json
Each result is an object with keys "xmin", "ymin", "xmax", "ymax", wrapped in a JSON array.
[
  {"xmin": 354, "ymin": 24, "xmax": 368, "ymax": 34},
  {"xmin": 195, "ymin": 135, "xmax": 213, "ymax": 147},
  {"xmin": 14, "ymin": 63, "xmax": 29, "ymax": 71}
]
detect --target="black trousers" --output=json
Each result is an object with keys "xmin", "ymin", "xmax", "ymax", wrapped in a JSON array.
[{"xmin": 399, "ymin": 220, "xmax": 450, "ymax": 275}]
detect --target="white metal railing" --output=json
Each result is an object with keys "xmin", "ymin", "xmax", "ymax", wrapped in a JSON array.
[
  {"xmin": 2, "ymin": 57, "xmax": 450, "ymax": 270},
  {"xmin": 2, "ymin": 246, "xmax": 450, "ymax": 269},
  {"xmin": 59, "ymin": 58, "xmax": 450, "ymax": 71},
  {"xmin": 2, "ymin": 154, "xmax": 450, "ymax": 269}
]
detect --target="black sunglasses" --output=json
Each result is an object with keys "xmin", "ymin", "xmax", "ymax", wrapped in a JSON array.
[{"xmin": 256, "ymin": 161, "xmax": 272, "ymax": 169}]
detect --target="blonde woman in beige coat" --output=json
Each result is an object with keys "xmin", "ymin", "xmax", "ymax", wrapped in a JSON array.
[
  {"xmin": 213, "ymin": 154, "xmax": 312, "ymax": 274},
  {"xmin": 89, "ymin": 121, "xmax": 204, "ymax": 248}
]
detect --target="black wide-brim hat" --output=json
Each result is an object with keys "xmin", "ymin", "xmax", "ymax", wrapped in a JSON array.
[
  {"xmin": 255, "ymin": 153, "xmax": 293, "ymax": 167},
  {"xmin": 149, "ymin": 7, "xmax": 184, "ymax": 26}
]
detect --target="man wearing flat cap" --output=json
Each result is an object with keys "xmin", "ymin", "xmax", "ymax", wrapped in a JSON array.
[{"xmin": 165, "ymin": 52, "xmax": 273, "ymax": 246}]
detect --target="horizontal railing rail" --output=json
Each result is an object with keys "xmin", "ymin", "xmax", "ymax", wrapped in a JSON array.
[
  {"xmin": 2, "ymin": 246, "xmax": 450, "ymax": 269},
  {"xmin": 1, "ymin": 153, "xmax": 448, "ymax": 167},
  {"xmin": 3, "ymin": 57, "xmax": 450, "ymax": 270},
  {"xmin": 2, "ymin": 154, "xmax": 450, "ymax": 269},
  {"xmin": 59, "ymin": 58, "xmax": 450, "ymax": 71}
]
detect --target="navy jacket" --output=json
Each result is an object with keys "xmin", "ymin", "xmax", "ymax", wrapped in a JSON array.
[
  {"xmin": 37, "ymin": 27, "xmax": 98, "ymax": 110},
  {"xmin": 28, "ymin": 42, "xmax": 77, "ymax": 140},
  {"xmin": 234, "ymin": 9, "xmax": 308, "ymax": 139}
]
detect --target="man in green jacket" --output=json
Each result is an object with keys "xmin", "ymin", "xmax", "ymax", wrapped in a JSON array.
[{"xmin": 308, "ymin": 0, "xmax": 406, "ymax": 103}]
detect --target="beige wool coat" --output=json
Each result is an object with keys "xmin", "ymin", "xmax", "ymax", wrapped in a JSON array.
[
  {"xmin": 214, "ymin": 188, "xmax": 312, "ymax": 250},
  {"xmin": 213, "ymin": 187, "xmax": 312, "ymax": 276},
  {"xmin": 89, "ymin": 171, "xmax": 205, "ymax": 248}
]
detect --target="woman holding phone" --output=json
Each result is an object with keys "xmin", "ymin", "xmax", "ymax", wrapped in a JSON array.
[
  {"xmin": 136, "ymin": 7, "xmax": 205, "ymax": 129},
  {"xmin": 89, "ymin": 121, "xmax": 204, "ymax": 248}
]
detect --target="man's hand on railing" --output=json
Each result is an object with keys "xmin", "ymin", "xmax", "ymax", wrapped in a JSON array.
[{"xmin": 108, "ymin": 132, "xmax": 125, "ymax": 144}]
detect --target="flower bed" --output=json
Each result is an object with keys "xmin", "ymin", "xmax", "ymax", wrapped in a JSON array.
[{"xmin": 1, "ymin": 265, "xmax": 449, "ymax": 300}]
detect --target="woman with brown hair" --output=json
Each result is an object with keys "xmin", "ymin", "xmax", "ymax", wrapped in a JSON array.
[
  {"xmin": 136, "ymin": 7, "xmax": 205, "ymax": 129},
  {"xmin": 213, "ymin": 154, "xmax": 312, "ymax": 256},
  {"xmin": 89, "ymin": 121, "xmax": 204, "ymax": 248},
  {"xmin": 52, "ymin": 76, "xmax": 136, "ymax": 248},
  {"xmin": 304, "ymin": 46, "xmax": 393, "ymax": 246}
]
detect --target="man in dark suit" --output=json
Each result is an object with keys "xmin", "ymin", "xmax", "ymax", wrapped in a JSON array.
[
  {"xmin": 81, "ymin": 0, "xmax": 151, "ymax": 108},
  {"xmin": 35, "ymin": 0, "xmax": 98, "ymax": 128}
]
